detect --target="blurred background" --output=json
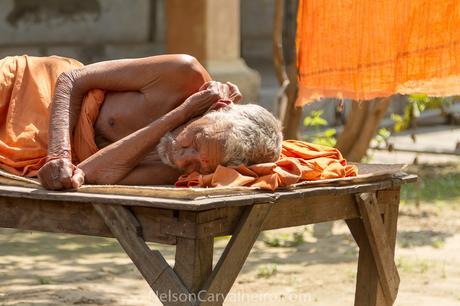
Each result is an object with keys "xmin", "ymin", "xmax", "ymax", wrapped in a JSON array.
[{"xmin": 0, "ymin": 1, "xmax": 459, "ymax": 305}]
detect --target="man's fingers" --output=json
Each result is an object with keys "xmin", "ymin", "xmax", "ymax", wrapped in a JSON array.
[
  {"xmin": 58, "ymin": 160, "xmax": 74, "ymax": 189},
  {"xmin": 71, "ymin": 168, "xmax": 85, "ymax": 189},
  {"xmin": 218, "ymin": 82, "xmax": 229, "ymax": 99},
  {"xmin": 38, "ymin": 167, "xmax": 55, "ymax": 190},
  {"xmin": 199, "ymin": 81, "xmax": 213, "ymax": 91},
  {"xmin": 38, "ymin": 158, "xmax": 78, "ymax": 190},
  {"xmin": 227, "ymin": 82, "xmax": 242, "ymax": 103}
]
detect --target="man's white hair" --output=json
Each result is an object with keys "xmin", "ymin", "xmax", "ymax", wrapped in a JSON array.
[{"xmin": 203, "ymin": 104, "xmax": 283, "ymax": 166}]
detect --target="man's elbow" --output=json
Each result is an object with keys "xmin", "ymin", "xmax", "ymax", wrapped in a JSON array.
[{"xmin": 174, "ymin": 54, "xmax": 211, "ymax": 86}]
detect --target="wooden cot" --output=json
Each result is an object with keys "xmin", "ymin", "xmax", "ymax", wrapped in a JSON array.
[{"xmin": 0, "ymin": 164, "xmax": 416, "ymax": 305}]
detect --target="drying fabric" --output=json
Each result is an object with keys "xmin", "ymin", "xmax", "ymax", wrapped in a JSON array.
[
  {"xmin": 296, "ymin": 0, "xmax": 460, "ymax": 105},
  {"xmin": 175, "ymin": 140, "xmax": 358, "ymax": 191},
  {"xmin": 0, "ymin": 55, "xmax": 103, "ymax": 177}
]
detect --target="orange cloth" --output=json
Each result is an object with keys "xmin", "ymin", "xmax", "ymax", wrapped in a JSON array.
[
  {"xmin": 296, "ymin": 0, "xmax": 460, "ymax": 105},
  {"xmin": 0, "ymin": 55, "xmax": 104, "ymax": 177},
  {"xmin": 175, "ymin": 140, "xmax": 358, "ymax": 191},
  {"xmin": 72, "ymin": 88, "xmax": 105, "ymax": 163}
]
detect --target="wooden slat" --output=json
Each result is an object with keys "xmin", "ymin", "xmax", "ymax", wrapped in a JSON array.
[
  {"xmin": 92, "ymin": 203, "xmax": 193, "ymax": 306},
  {"xmin": 0, "ymin": 175, "xmax": 416, "ymax": 211},
  {"xmin": 199, "ymin": 203, "xmax": 274, "ymax": 305},
  {"xmin": 355, "ymin": 192, "xmax": 400, "ymax": 305}
]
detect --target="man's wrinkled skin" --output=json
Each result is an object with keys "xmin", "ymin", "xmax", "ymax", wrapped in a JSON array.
[{"xmin": 37, "ymin": 54, "xmax": 241, "ymax": 190}]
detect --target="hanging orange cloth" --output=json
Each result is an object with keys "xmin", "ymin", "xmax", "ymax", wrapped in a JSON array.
[
  {"xmin": 175, "ymin": 140, "xmax": 358, "ymax": 191},
  {"xmin": 0, "ymin": 55, "xmax": 104, "ymax": 177},
  {"xmin": 296, "ymin": 0, "xmax": 460, "ymax": 105}
]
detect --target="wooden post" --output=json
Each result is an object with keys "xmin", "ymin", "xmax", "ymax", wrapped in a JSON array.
[
  {"xmin": 174, "ymin": 211, "xmax": 214, "ymax": 294},
  {"xmin": 199, "ymin": 203, "xmax": 274, "ymax": 305},
  {"xmin": 346, "ymin": 189, "xmax": 400, "ymax": 306}
]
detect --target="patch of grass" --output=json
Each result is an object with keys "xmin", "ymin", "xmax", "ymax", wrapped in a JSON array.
[
  {"xmin": 397, "ymin": 230, "xmax": 449, "ymax": 249},
  {"xmin": 455, "ymin": 292, "xmax": 460, "ymax": 301},
  {"xmin": 432, "ymin": 239, "xmax": 445, "ymax": 249},
  {"xmin": 345, "ymin": 267, "xmax": 357, "ymax": 281},
  {"xmin": 36, "ymin": 276, "xmax": 52, "ymax": 285},
  {"xmin": 401, "ymin": 163, "xmax": 460, "ymax": 204},
  {"xmin": 263, "ymin": 231, "xmax": 305, "ymax": 248},
  {"xmin": 257, "ymin": 264, "xmax": 278, "ymax": 279},
  {"xmin": 396, "ymin": 257, "xmax": 434, "ymax": 274}
]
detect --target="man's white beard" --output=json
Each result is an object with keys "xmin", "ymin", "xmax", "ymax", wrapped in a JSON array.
[{"xmin": 157, "ymin": 132, "xmax": 177, "ymax": 168}]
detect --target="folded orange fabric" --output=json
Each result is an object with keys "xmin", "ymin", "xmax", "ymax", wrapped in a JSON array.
[
  {"xmin": 296, "ymin": 0, "xmax": 460, "ymax": 105},
  {"xmin": 175, "ymin": 140, "xmax": 358, "ymax": 191},
  {"xmin": 0, "ymin": 55, "xmax": 104, "ymax": 176}
]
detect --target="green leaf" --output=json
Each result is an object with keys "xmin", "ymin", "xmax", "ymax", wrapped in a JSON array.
[
  {"xmin": 324, "ymin": 128, "xmax": 336, "ymax": 137},
  {"xmin": 312, "ymin": 117, "xmax": 328, "ymax": 126},
  {"xmin": 303, "ymin": 116, "xmax": 313, "ymax": 126}
]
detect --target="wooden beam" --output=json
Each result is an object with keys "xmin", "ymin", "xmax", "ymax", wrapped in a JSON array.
[
  {"xmin": 198, "ymin": 203, "xmax": 274, "ymax": 305},
  {"xmin": 194, "ymin": 191, "xmax": 397, "ymax": 239},
  {"xmin": 0, "ymin": 197, "xmax": 177, "ymax": 244},
  {"xmin": 93, "ymin": 203, "xmax": 193, "ymax": 306},
  {"xmin": 356, "ymin": 193, "xmax": 399, "ymax": 305}
]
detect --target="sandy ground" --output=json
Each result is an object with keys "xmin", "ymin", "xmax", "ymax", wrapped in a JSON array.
[{"xmin": 0, "ymin": 195, "xmax": 459, "ymax": 306}]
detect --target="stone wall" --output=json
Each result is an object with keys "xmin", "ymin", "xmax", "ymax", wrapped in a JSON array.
[
  {"xmin": 0, "ymin": 0, "xmax": 162, "ymax": 62},
  {"xmin": 0, "ymin": 0, "xmax": 275, "ymax": 63}
]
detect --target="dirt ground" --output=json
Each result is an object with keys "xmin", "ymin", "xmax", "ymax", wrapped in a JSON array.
[{"xmin": 1, "ymin": 164, "xmax": 460, "ymax": 305}]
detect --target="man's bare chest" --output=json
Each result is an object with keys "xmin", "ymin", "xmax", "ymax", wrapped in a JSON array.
[{"xmin": 94, "ymin": 90, "xmax": 178, "ymax": 144}]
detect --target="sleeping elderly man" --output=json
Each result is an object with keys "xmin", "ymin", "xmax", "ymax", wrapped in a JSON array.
[{"xmin": 13, "ymin": 54, "xmax": 284, "ymax": 190}]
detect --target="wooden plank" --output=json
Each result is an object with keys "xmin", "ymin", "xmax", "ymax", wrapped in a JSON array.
[
  {"xmin": 381, "ymin": 189, "xmax": 400, "ymax": 255},
  {"xmin": 356, "ymin": 193, "xmax": 399, "ymax": 305},
  {"xmin": 0, "ymin": 175, "xmax": 416, "ymax": 211},
  {"xmin": 0, "ymin": 197, "xmax": 177, "ymax": 244},
  {"xmin": 174, "ymin": 212, "xmax": 214, "ymax": 293},
  {"xmin": 346, "ymin": 189, "xmax": 401, "ymax": 306},
  {"xmin": 92, "ymin": 203, "xmax": 193, "ymax": 306},
  {"xmin": 194, "ymin": 193, "xmax": 391, "ymax": 239},
  {"xmin": 199, "ymin": 203, "xmax": 274, "ymax": 305},
  {"xmin": 346, "ymin": 217, "xmax": 385, "ymax": 306}
]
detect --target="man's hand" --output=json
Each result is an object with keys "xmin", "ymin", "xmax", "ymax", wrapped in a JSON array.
[
  {"xmin": 38, "ymin": 157, "xmax": 85, "ymax": 190},
  {"xmin": 179, "ymin": 89, "xmax": 222, "ymax": 119},
  {"xmin": 199, "ymin": 81, "xmax": 242, "ymax": 103}
]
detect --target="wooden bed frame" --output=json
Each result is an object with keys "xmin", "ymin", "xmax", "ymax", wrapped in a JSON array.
[{"xmin": 0, "ymin": 174, "xmax": 416, "ymax": 305}]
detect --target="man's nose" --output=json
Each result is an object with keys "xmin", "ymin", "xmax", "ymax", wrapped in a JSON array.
[{"xmin": 174, "ymin": 148, "xmax": 200, "ymax": 170}]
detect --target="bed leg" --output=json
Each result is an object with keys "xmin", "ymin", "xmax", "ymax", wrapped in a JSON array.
[
  {"xmin": 174, "ymin": 211, "xmax": 214, "ymax": 294},
  {"xmin": 346, "ymin": 190, "xmax": 400, "ymax": 306},
  {"xmin": 92, "ymin": 203, "xmax": 194, "ymax": 306}
]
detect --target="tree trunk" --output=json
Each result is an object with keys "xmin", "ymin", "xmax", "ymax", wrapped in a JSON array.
[
  {"xmin": 272, "ymin": 0, "xmax": 302, "ymax": 140},
  {"xmin": 336, "ymin": 98, "xmax": 391, "ymax": 162}
]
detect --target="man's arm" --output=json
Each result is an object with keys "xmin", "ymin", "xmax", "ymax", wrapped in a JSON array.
[
  {"xmin": 76, "ymin": 89, "xmax": 220, "ymax": 185},
  {"xmin": 39, "ymin": 54, "xmax": 208, "ymax": 190}
]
